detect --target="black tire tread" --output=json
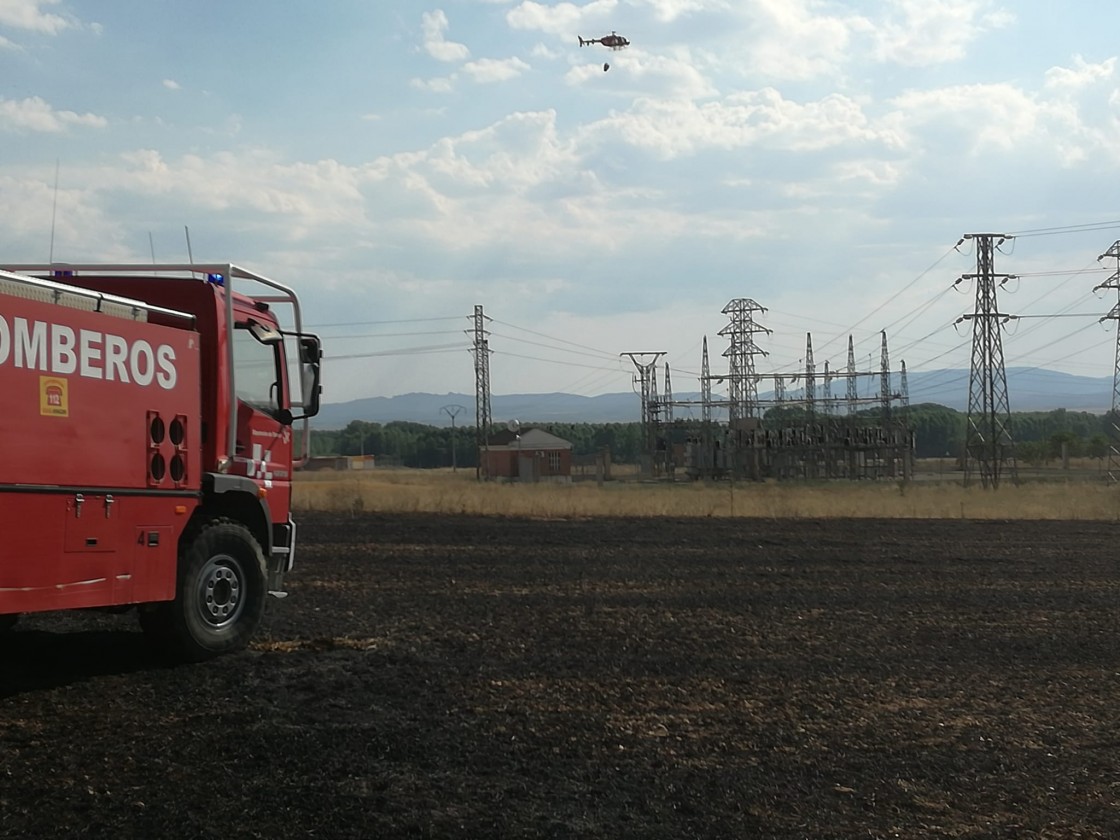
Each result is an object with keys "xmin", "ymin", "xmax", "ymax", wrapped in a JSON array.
[{"xmin": 139, "ymin": 517, "xmax": 267, "ymax": 662}]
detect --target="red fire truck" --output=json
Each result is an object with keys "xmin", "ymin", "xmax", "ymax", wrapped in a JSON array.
[{"xmin": 0, "ymin": 263, "xmax": 321, "ymax": 660}]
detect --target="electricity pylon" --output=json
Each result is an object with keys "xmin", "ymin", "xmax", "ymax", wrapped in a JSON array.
[
  {"xmin": 879, "ymin": 331, "xmax": 891, "ymax": 421},
  {"xmin": 846, "ymin": 336, "xmax": 857, "ymax": 416},
  {"xmin": 823, "ymin": 360, "xmax": 833, "ymax": 416},
  {"xmin": 700, "ymin": 337, "xmax": 712, "ymax": 425},
  {"xmin": 622, "ymin": 352, "xmax": 666, "ymax": 470},
  {"xmin": 959, "ymin": 233, "xmax": 1018, "ymax": 489},
  {"xmin": 719, "ymin": 299, "xmax": 770, "ymax": 424},
  {"xmin": 470, "ymin": 305, "xmax": 492, "ymax": 480},
  {"xmin": 1095, "ymin": 240, "xmax": 1120, "ymax": 483},
  {"xmin": 804, "ymin": 333, "xmax": 816, "ymax": 418}
]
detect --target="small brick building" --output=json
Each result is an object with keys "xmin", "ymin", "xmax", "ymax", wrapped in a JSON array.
[{"xmin": 483, "ymin": 427, "xmax": 573, "ymax": 483}]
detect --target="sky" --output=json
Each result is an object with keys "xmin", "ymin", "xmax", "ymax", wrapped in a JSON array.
[{"xmin": 2, "ymin": 0, "xmax": 1120, "ymax": 412}]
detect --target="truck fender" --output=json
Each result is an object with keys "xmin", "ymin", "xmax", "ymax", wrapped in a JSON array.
[{"xmin": 201, "ymin": 474, "xmax": 272, "ymax": 557}]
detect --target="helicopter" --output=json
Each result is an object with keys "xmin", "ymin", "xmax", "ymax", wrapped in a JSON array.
[
  {"xmin": 578, "ymin": 31, "xmax": 629, "ymax": 71},
  {"xmin": 578, "ymin": 31, "xmax": 630, "ymax": 50}
]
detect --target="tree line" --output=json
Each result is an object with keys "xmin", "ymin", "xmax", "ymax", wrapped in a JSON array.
[
  {"xmin": 311, "ymin": 405, "xmax": 1118, "ymax": 469},
  {"xmin": 902, "ymin": 404, "xmax": 1113, "ymax": 463},
  {"xmin": 311, "ymin": 420, "xmax": 650, "ymax": 468}
]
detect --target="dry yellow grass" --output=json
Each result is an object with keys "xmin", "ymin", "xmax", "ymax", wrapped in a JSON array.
[{"xmin": 293, "ymin": 468, "xmax": 1120, "ymax": 520}]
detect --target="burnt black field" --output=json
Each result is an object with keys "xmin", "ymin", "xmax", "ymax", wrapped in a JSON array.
[{"xmin": 4, "ymin": 512, "xmax": 1120, "ymax": 839}]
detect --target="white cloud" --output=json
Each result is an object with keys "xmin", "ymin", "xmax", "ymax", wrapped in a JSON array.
[
  {"xmin": 368, "ymin": 109, "xmax": 578, "ymax": 196},
  {"xmin": 870, "ymin": 0, "xmax": 1015, "ymax": 67},
  {"xmin": 565, "ymin": 49, "xmax": 717, "ymax": 99},
  {"xmin": 411, "ymin": 75, "xmax": 457, "ymax": 93},
  {"xmin": 832, "ymin": 159, "xmax": 902, "ymax": 189},
  {"xmin": 530, "ymin": 42, "xmax": 563, "ymax": 60},
  {"xmin": 738, "ymin": 0, "xmax": 863, "ymax": 81},
  {"xmin": 463, "ymin": 56, "xmax": 531, "ymax": 83},
  {"xmin": 884, "ymin": 78, "xmax": 1120, "ymax": 168},
  {"xmin": 725, "ymin": 0, "xmax": 1013, "ymax": 82},
  {"xmin": 0, "ymin": 96, "xmax": 106, "ymax": 132},
  {"xmin": 162, "ymin": 79, "xmax": 181, "ymax": 91},
  {"xmin": 512, "ymin": 0, "xmax": 722, "ymax": 29},
  {"xmin": 110, "ymin": 149, "xmax": 368, "ymax": 239},
  {"xmin": 357, "ymin": 109, "xmax": 660, "ymax": 253},
  {"xmin": 1044, "ymin": 55, "xmax": 1117, "ymax": 91},
  {"xmin": 581, "ymin": 89, "xmax": 899, "ymax": 159},
  {"xmin": 421, "ymin": 9, "xmax": 470, "ymax": 62},
  {"xmin": 635, "ymin": 0, "xmax": 729, "ymax": 22},
  {"xmin": 506, "ymin": 0, "xmax": 619, "ymax": 35},
  {"xmin": 887, "ymin": 83, "xmax": 1040, "ymax": 153},
  {"xmin": 622, "ymin": 51, "xmax": 717, "ymax": 98},
  {"xmin": 0, "ymin": 168, "xmax": 135, "ymax": 264},
  {"xmin": 0, "ymin": 0, "xmax": 75, "ymax": 34}
]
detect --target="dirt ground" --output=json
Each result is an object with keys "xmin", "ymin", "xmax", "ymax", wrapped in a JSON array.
[{"xmin": 4, "ymin": 512, "xmax": 1120, "ymax": 839}]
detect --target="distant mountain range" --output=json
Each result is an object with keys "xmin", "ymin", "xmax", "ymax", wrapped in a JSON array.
[{"xmin": 313, "ymin": 367, "xmax": 1116, "ymax": 429}]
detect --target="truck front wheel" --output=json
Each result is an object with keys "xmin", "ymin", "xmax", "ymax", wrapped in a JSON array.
[{"xmin": 142, "ymin": 519, "xmax": 267, "ymax": 661}]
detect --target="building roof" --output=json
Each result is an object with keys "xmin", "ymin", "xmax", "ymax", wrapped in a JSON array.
[{"xmin": 486, "ymin": 427, "xmax": 572, "ymax": 450}]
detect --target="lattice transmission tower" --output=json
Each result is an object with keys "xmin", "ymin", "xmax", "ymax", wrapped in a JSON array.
[
  {"xmin": 899, "ymin": 361, "xmax": 910, "ymax": 415},
  {"xmin": 960, "ymin": 233, "xmax": 1018, "ymax": 489},
  {"xmin": 663, "ymin": 363, "xmax": 674, "ymax": 424},
  {"xmin": 1095, "ymin": 239, "xmax": 1120, "ymax": 483},
  {"xmin": 804, "ymin": 333, "xmax": 816, "ymax": 417},
  {"xmin": 700, "ymin": 337, "xmax": 712, "ymax": 425},
  {"xmin": 471, "ymin": 305, "xmax": 492, "ymax": 480},
  {"xmin": 823, "ymin": 361, "xmax": 833, "ymax": 416},
  {"xmin": 879, "ymin": 331, "xmax": 892, "ymax": 420},
  {"xmin": 718, "ymin": 299, "xmax": 770, "ymax": 424},
  {"xmin": 846, "ymin": 336, "xmax": 857, "ymax": 416},
  {"xmin": 622, "ymin": 352, "xmax": 665, "ymax": 469}
]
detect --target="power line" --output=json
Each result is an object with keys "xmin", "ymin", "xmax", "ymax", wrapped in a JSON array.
[
  {"xmin": 489, "ymin": 318, "xmax": 617, "ymax": 357},
  {"xmin": 813, "ymin": 246, "xmax": 956, "ymax": 357},
  {"xmin": 318, "ymin": 329, "xmax": 463, "ymax": 340},
  {"xmin": 488, "ymin": 331, "xmax": 620, "ymax": 362},
  {"xmin": 328, "ymin": 343, "xmax": 469, "ymax": 361},
  {"xmin": 1011, "ymin": 268, "xmax": 1109, "ymax": 278},
  {"xmin": 494, "ymin": 349, "xmax": 632, "ymax": 373},
  {"xmin": 1008, "ymin": 220, "xmax": 1120, "ymax": 238},
  {"xmin": 308, "ymin": 315, "xmax": 465, "ymax": 329}
]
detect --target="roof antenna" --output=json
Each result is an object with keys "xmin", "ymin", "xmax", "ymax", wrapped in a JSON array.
[
  {"xmin": 184, "ymin": 225, "xmax": 194, "ymax": 264},
  {"xmin": 149, "ymin": 231, "xmax": 156, "ymax": 264},
  {"xmin": 48, "ymin": 158, "xmax": 60, "ymax": 263}
]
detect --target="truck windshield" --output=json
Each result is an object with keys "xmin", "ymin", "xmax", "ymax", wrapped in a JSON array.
[{"xmin": 233, "ymin": 324, "xmax": 283, "ymax": 415}]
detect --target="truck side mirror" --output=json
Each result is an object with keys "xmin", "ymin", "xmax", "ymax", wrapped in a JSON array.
[
  {"xmin": 299, "ymin": 335, "xmax": 322, "ymax": 364},
  {"xmin": 290, "ymin": 335, "xmax": 322, "ymax": 420}
]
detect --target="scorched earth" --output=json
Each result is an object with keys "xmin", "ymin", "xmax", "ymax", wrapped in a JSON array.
[{"xmin": 3, "ymin": 511, "xmax": 1120, "ymax": 838}]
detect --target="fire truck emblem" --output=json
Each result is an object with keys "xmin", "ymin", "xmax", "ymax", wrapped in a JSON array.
[
  {"xmin": 39, "ymin": 376, "xmax": 69, "ymax": 417},
  {"xmin": 251, "ymin": 443, "xmax": 274, "ymax": 488}
]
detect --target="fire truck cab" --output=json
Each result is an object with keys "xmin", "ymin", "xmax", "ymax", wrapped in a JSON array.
[{"xmin": 0, "ymin": 263, "xmax": 321, "ymax": 660}]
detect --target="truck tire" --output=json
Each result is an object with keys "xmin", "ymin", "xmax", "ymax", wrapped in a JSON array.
[
  {"xmin": 142, "ymin": 519, "xmax": 267, "ymax": 662},
  {"xmin": 0, "ymin": 614, "xmax": 17, "ymax": 633}
]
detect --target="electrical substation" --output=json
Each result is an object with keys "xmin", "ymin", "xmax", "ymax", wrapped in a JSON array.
[
  {"xmin": 623, "ymin": 306, "xmax": 915, "ymax": 483},
  {"xmin": 468, "ymin": 232, "xmax": 1120, "ymax": 487}
]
